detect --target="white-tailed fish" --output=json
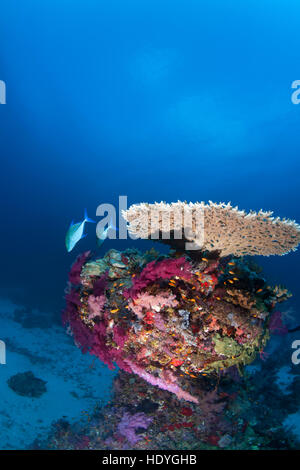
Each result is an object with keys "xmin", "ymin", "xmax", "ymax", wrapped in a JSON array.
[
  {"xmin": 65, "ymin": 209, "xmax": 95, "ymax": 252},
  {"xmin": 96, "ymin": 217, "xmax": 117, "ymax": 248}
]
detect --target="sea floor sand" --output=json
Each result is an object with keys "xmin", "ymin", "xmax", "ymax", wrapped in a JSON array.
[{"xmin": 0, "ymin": 299, "xmax": 116, "ymax": 449}]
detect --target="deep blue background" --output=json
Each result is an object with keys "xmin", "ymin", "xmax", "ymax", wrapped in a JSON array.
[{"xmin": 0, "ymin": 1, "xmax": 299, "ymax": 318}]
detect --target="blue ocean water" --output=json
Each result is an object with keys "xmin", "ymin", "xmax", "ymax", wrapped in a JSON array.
[{"xmin": 0, "ymin": 1, "xmax": 300, "ymax": 450}]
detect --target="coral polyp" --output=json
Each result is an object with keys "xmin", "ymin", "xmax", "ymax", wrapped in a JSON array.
[{"xmin": 63, "ymin": 247, "xmax": 291, "ymax": 403}]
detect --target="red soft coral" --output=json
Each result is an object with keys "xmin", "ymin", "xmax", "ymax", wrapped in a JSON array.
[
  {"xmin": 124, "ymin": 257, "xmax": 192, "ymax": 299},
  {"xmin": 69, "ymin": 251, "xmax": 91, "ymax": 285}
]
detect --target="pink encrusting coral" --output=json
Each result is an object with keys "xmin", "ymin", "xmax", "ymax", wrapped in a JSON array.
[
  {"xmin": 153, "ymin": 312, "xmax": 168, "ymax": 332},
  {"xmin": 128, "ymin": 292, "xmax": 178, "ymax": 319},
  {"xmin": 87, "ymin": 295, "xmax": 106, "ymax": 319},
  {"xmin": 125, "ymin": 359, "xmax": 199, "ymax": 404}
]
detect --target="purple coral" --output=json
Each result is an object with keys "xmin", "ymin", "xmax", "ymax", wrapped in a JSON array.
[
  {"xmin": 124, "ymin": 257, "xmax": 192, "ymax": 299},
  {"xmin": 62, "ymin": 288, "xmax": 93, "ymax": 353},
  {"xmin": 90, "ymin": 322, "xmax": 115, "ymax": 369},
  {"xmin": 113, "ymin": 326, "xmax": 127, "ymax": 348},
  {"xmin": 93, "ymin": 271, "xmax": 108, "ymax": 296},
  {"xmin": 69, "ymin": 251, "xmax": 91, "ymax": 285},
  {"xmin": 117, "ymin": 411, "xmax": 153, "ymax": 445},
  {"xmin": 269, "ymin": 311, "xmax": 288, "ymax": 335},
  {"xmin": 89, "ymin": 322, "xmax": 132, "ymax": 373}
]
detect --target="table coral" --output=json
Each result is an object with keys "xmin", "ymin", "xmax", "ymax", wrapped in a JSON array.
[{"xmin": 122, "ymin": 201, "xmax": 300, "ymax": 257}]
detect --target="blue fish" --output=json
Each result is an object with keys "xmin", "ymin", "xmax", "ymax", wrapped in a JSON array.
[
  {"xmin": 65, "ymin": 209, "xmax": 95, "ymax": 252},
  {"xmin": 96, "ymin": 217, "xmax": 118, "ymax": 248}
]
